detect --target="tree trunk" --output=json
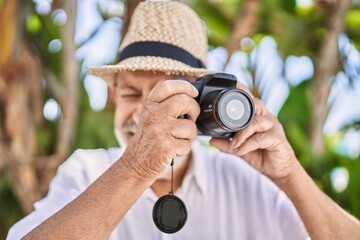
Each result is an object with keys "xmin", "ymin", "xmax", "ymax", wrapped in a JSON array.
[
  {"xmin": 224, "ymin": 0, "xmax": 261, "ymax": 66},
  {"xmin": 0, "ymin": 0, "xmax": 43, "ymax": 212},
  {"xmin": 0, "ymin": 0, "xmax": 80, "ymax": 213},
  {"xmin": 42, "ymin": 0, "xmax": 79, "ymax": 190},
  {"xmin": 310, "ymin": 0, "xmax": 352, "ymax": 156},
  {"xmin": 121, "ymin": 0, "xmax": 142, "ymax": 42}
]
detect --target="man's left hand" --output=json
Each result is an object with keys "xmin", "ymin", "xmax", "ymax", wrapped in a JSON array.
[{"xmin": 209, "ymin": 83, "xmax": 299, "ymax": 183}]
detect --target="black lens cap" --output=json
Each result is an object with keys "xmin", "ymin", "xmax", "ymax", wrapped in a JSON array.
[{"xmin": 152, "ymin": 194, "xmax": 188, "ymax": 234}]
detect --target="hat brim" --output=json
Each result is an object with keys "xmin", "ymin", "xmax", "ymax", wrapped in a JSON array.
[{"xmin": 88, "ymin": 56, "xmax": 214, "ymax": 84}]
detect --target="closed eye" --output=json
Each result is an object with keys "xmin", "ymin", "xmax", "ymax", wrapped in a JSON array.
[
  {"xmin": 120, "ymin": 93, "xmax": 142, "ymax": 99},
  {"xmin": 118, "ymin": 87, "xmax": 142, "ymax": 100},
  {"xmin": 117, "ymin": 83, "xmax": 142, "ymax": 101}
]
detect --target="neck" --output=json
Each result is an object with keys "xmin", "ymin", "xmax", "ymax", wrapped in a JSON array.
[{"xmin": 151, "ymin": 152, "xmax": 192, "ymax": 197}]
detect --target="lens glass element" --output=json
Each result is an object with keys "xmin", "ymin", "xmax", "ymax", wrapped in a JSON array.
[
  {"xmin": 196, "ymin": 88, "xmax": 255, "ymax": 137},
  {"xmin": 225, "ymin": 99, "xmax": 245, "ymax": 121},
  {"xmin": 216, "ymin": 89, "xmax": 254, "ymax": 132}
]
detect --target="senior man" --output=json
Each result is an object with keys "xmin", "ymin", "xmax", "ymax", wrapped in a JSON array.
[{"xmin": 8, "ymin": 1, "xmax": 360, "ymax": 240}]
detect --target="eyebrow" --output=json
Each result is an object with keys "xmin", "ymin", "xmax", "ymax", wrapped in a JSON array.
[
  {"xmin": 117, "ymin": 83, "xmax": 140, "ymax": 91},
  {"xmin": 115, "ymin": 75, "xmax": 138, "ymax": 89}
]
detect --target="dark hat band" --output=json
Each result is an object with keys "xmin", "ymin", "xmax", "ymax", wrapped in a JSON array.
[{"xmin": 118, "ymin": 41, "xmax": 206, "ymax": 69}]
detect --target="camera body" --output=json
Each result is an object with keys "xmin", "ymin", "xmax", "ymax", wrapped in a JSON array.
[{"xmin": 189, "ymin": 73, "xmax": 255, "ymax": 138}]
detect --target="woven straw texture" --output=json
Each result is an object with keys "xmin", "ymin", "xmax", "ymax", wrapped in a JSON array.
[{"xmin": 88, "ymin": 1, "xmax": 213, "ymax": 83}]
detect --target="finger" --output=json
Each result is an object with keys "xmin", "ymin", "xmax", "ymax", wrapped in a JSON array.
[
  {"xmin": 170, "ymin": 119, "xmax": 198, "ymax": 141},
  {"xmin": 171, "ymin": 139, "xmax": 192, "ymax": 157},
  {"xmin": 240, "ymin": 150, "xmax": 263, "ymax": 170},
  {"xmin": 162, "ymin": 94, "xmax": 200, "ymax": 121},
  {"xmin": 234, "ymin": 131, "xmax": 279, "ymax": 156},
  {"xmin": 236, "ymin": 81, "xmax": 254, "ymax": 98},
  {"xmin": 148, "ymin": 80, "xmax": 198, "ymax": 103},
  {"xmin": 230, "ymin": 115, "xmax": 274, "ymax": 150},
  {"xmin": 209, "ymin": 137, "xmax": 232, "ymax": 153},
  {"xmin": 234, "ymin": 82, "xmax": 270, "ymax": 117},
  {"xmin": 253, "ymin": 98, "xmax": 269, "ymax": 116}
]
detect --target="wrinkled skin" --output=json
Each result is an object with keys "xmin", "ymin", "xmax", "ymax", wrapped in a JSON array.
[
  {"xmin": 209, "ymin": 83, "xmax": 298, "ymax": 183},
  {"xmin": 112, "ymin": 71, "xmax": 199, "ymax": 181},
  {"xmin": 22, "ymin": 71, "xmax": 360, "ymax": 240},
  {"xmin": 113, "ymin": 71, "xmax": 298, "ymax": 184}
]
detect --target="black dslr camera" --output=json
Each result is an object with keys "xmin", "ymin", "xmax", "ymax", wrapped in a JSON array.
[{"xmin": 187, "ymin": 73, "xmax": 255, "ymax": 138}]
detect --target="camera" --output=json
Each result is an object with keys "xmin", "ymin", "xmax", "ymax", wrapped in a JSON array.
[{"xmin": 186, "ymin": 73, "xmax": 255, "ymax": 138}]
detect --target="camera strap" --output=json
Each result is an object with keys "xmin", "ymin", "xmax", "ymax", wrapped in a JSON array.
[{"xmin": 152, "ymin": 159, "xmax": 188, "ymax": 234}]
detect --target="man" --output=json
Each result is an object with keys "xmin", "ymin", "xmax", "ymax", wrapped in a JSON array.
[{"xmin": 7, "ymin": 1, "xmax": 360, "ymax": 239}]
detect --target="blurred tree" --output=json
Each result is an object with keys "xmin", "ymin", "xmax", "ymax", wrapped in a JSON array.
[
  {"xmin": 121, "ymin": 0, "xmax": 142, "ymax": 39},
  {"xmin": 0, "ymin": 0, "xmax": 79, "ymax": 221},
  {"xmin": 1, "ymin": 0, "xmax": 360, "ymax": 237},
  {"xmin": 194, "ymin": 0, "xmax": 358, "ymax": 156},
  {"xmin": 192, "ymin": 0, "xmax": 360, "ymax": 218},
  {"xmin": 0, "ymin": 0, "xmax": 43, "ymax": 213},
  {"xmin": 0, "ymin": 0, "xmax": 125, "ymax": 235},
  {"xmin": 225, "ymin": 0, "xmax": 261, "ymax": 66},
  {"xmin": 310, "ymin": 0, "xmax": 352, "ymax": 156}
]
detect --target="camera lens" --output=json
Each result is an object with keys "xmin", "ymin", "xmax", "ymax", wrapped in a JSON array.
[
  {"xmin": 196, "ymin": 89, "xmax": 254, "ymax": 138},
  {"xmin": 217, "ymin": 89, "xmax": 254, "ymax": 131},
  {"xmin": 226, "ymin": 99, "xmax": 245, "ymax": 121}
]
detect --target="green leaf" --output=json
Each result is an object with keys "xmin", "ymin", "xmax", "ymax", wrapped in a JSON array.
[
  {"xmin": 26, "ymin": 13, "xmax": 42, "ymax": 33},
  {"xmin": 278, "ymin": 80, "xmax": 312, "ymax": 133},
  {"xmin": 346, "ymin": 10, "xmax": 360, "ymax": 29}
]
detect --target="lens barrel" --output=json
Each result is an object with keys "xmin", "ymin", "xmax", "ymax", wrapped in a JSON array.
[{"xmin": 196, "ymin": 89, "xmax": 255, "ymax": 138}]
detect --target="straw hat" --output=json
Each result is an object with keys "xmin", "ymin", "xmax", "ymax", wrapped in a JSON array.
[{"xmin": 88, "ymin": 0, "xmax": 214, "ymax": 84}]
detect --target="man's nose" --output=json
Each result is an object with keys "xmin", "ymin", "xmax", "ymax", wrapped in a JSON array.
[
  {"xmin": 132, "ymin": 95, "xmax": 147, "ymax": 125},
  {"xmin": 132, "ymin": 104, "xmax": 143, "ymax": 125},
  {"xmin": 132, "ymin": 88, "xmax": 153, "ymax": 124}
]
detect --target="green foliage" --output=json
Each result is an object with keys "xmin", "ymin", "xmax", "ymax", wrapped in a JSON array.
[
  {"xmin": 280, "ymin": 0, "xmax": 296, "ymax": 13},
  {"xmin": 346, "ymin": 10, "xmax": 360, "ymax": 29},
  {"xmin": 36, "ymin": 120, "xmax": 59, "ymax": 155},
  {"xmin": 2, "ymin": 0, "xmax": 360, "ymax": 236},
  {"xmin": 193, "ymin": 0, "xmax": 237, "ymax": 47},
  {"xmin": 260, "ymin": 3, "xmax": 326, "ymax": 57},
  {"xmin": 0, "ymin": 173, "xmax": 25, "ymax": 239},
  {"xmin": 278, "ymin": 81, "xmax": 313, "ymax": 168},
  {"xmin": 324, "ymin": 135, "xmax": 360, "ymax": 219},
  {"xmin": 74, "ymin": 85, "xmax": 118, "ymax": 150},
  {"xmin": 279, "ymin": 82, "xmax": 360, "ymax": 219},
  {"xmin": 26, "ymin": 6, "xmax": 63, "ymax": 76},
  {"xmin": 26, "ymin": 13, "xmax": 42, "ymax": 33},
  {"xmin": 278, "ymin": 80, "xmax": 312, "ymax": 134},
  {"xmin": 194, "ymin": 0, "xmax": 360, "ymax": 222},
  {"xmin": 346, "ymin": 9, "xmax": 360, "ymax": 49}
]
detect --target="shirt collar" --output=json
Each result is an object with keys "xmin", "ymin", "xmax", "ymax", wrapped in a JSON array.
[
  {"xmin": 182, "ymin": 138, "xmax": 209, "ymax": 194},
  {"xmin": 116, "ymin": 139, "xmax": 209, "ymax": 196}
]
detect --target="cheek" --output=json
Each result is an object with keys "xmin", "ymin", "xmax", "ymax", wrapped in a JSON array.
[
  {"xmin": 114, "ymin": 101, "xmax": 136, "ymax": 129},
  {"xmin": 114, "ymin": 105, "xmax": 127, "ymax": 129}
]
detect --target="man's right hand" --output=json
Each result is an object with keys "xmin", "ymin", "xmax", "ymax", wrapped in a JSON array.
[{"xmin": 121, "ymin": 80, "xmax": 200, "ymax": 181}]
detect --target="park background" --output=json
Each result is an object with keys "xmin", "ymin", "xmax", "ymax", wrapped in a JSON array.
[{"xmin": 0, "ymin": 0, "xmax": 360, "ymax": 237}]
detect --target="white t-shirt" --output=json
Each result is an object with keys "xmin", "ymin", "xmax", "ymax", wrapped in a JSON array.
[{"xmin": 7, "ymin": 140, "xmax": 308, "ymax": 240}]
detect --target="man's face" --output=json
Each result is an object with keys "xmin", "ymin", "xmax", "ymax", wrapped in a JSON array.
[{"xmin": 112, "ymin": 70, "xmax": 195, "ymax": 147}]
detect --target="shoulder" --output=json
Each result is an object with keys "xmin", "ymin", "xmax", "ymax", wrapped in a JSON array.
[
  {"xmin": 54, "ymin": 147, "xmax": 124, "ymax": 184},
  {"xmin": 63, "ymin": 147, "xmax": 122, "ymax": 168},
  {"xmin": 67, "ymin": 147, "xmax": 123, "ymax": 166}
]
